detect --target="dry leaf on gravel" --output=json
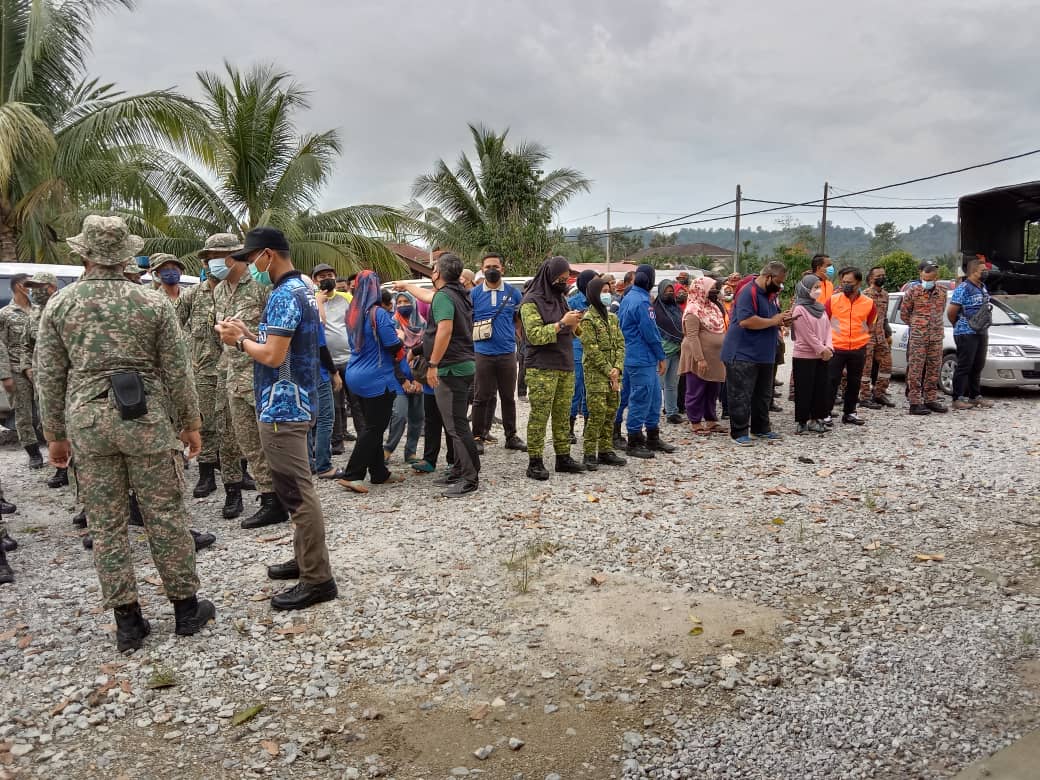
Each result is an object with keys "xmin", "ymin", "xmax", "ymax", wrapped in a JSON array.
[
  {"xmin": 816, "ymin": 468, "xmax": 835, "ymax": 477},
  {"xmin": 260, "ymin": 740, "xmax": 279, "ymax": 756},
  {"xmin": 914, "ymin": 553, "xmax": 945, "ymax": 563},
  {"xmin": 231, "ymin": 704, "xmax": 264, "ymax": 726},
  {"xmin": 16, "ymin": 635, "xmax": 31, "ymax": 650},
  {"xmin": 732, "ymin": 629, "xmax": 746, "ymax": 636},
  {"xmin": 590, "ymin": 573, "xmax": 607, "ymax": 587},
  {"xmin": 863, "ymin": 541, "xmax": 882, "ymax": 551},
  {"xmin": 275, "ymin": 624, "xmax": 309, "ymax": 636},
  {"xmin": 469, "ymin": 703, "xmax": 490, "ymax": 721}
]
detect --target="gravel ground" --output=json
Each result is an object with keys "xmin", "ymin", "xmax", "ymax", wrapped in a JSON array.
[{"xmin": 1, "ymin": 378, "xmax": 1038, "ymax": 780}]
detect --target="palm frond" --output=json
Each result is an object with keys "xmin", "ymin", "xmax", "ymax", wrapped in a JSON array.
[{"xmin": 0, "ymin": 101, "xmax": 57, "ymax": 189}]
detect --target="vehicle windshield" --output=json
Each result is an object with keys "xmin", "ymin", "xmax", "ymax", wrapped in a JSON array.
[{"xmin": 992, "ymin": 298, "xmax": 1029, "ymax": 325}]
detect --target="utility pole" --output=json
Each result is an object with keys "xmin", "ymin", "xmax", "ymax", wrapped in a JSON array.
[
  {"xmin": 734, "ymin": 184, "xmax": 742, "ymax": 274},
  {"xmin": 820, "ymin": 181, "xmax": 829, "ymax": 255},
  {"xmin": 605, "ymin": 206, "xmax": 611, "ymax": 273}
]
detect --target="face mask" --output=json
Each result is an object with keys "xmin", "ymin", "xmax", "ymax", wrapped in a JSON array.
[
  {"xmin": 249, "ymin": 253, "xmax": 272, "ymax": 287},
  {"xmin": 319, "ymin": 278, "xmax": 336, "ymax": 292},
  {"xmin": 30, "ymin": 289, "xmax": 51, "ymax": 306},
  {"xmin": 922, "ymin": 280, "xmax": 935, "ymax": 290},
  {"xmin": 765, "ymin": 281, "xmax": 782, "ymax": 296},
  {"xmin": 873, "ymin": 277, "xmax": 886, "ymax": 288},
  {"xmin": 722, "ymin": 291, "xmax": 733, "ymax": 302},
  {"xmin": 600, "ymin": 293, "xmax": 612, "ymax": 306},
  {"xmin": 676, "ymin": 293, "xmax": 688, "ymax": 304},
  {"xmin": 158, "ymin": 269, "xmax": 181, "ymax": 286},
  {"xmin": 841, "ymin": 283, "xmax": 857, "ymax": 296},
  {"xmin": 207, "ymin": 259, "xmax": 230, "ymax": 280},
  {"xmin": 662, "ymin": 293, "xmax": 675, "ymax": 304},
  {"xmin": 810, "ymin": 288, "xmax": 823, "ymax": 300},
  {"xmin": 397, "ymin": 305, "xmax": 413, "ymax": 318},
  {"xmin": 551, "ymin": 280, "xmax": 568, "ymax": 293},
  {"xmin": 825, "ymin": 266, "xmax": 835, "ymax": 278},
  {"xmin": 483, "ymin": 268, "xmax": 502, "ymax": 284}
]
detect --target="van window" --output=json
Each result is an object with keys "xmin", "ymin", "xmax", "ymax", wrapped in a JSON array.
[{"xmin": 0, "ymin": 274, "xmax": 78, "ymax": 309}]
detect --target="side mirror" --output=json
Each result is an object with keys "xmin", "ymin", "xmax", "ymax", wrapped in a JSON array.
[{"xmin": 1022, "ymin": 313, "xmax": 1031, "ymax": 322}]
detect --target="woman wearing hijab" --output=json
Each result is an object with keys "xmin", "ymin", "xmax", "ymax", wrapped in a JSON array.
[
  {"xmin": 653, "ymin": 279, "xmax": 684, "ymax": 424},
  {"xmin": 790, "ymin": 273, "xmax": 833, "ymax": 434},
  {"xmin": 340, "ymin": 271, "xmax": 417, "ymax": 492},
  {"xmin": 578, "ymin": 277, "xmax": 627, "ymax": 469},
  {"xmin": 618, "ymin": 264, "xmax": 676, "ymax": 458},
  {"xmin": 566, "ymin": 269, "xmax": 598, "ymax": 443},
  {"xmin": 519, "ymin": 257, "xmax": 586, "ymax": 480},
  {"xmin": 680, "ymin": 276, "xmax": 727, "ymax": 434},
  {"xmin": 383, "ymin": 291, "xmax": 426, "ymax": 464}
]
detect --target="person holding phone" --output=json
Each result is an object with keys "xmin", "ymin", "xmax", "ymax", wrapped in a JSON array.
[{"xmin": 790, "ymin": 274, "xmax": 833, "ymax": 433}]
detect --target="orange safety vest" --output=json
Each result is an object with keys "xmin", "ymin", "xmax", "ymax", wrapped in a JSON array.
[{"xmin": 826, "ymin": 292, "xmax": 876, "ymax": 351}]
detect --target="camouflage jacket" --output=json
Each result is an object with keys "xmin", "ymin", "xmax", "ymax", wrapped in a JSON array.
[
  {"xmin": 862, "ymin": 285, "xmax": 891, "ymax": 344},
  {"xmin": 899, "ymin": 284, "xmax": 947, "ymax": 339},
  {"xmin": 579, "ymin": 308, "xmax": 625, "ymax": 389},
  {"xmin": 33, "ymin": 265, "xmax": 200, "ymax": 447},
  {"xmin": 177, "ymin": 281, "xmax": 223, "ymax": 382},
  {"xmin": 0, "ymin": 302, "xmax": 30, "ymax": 380},
  {"xmin": 17, "ymin": 305, "xmax": 46, "ymax": 376},
  {"xmin": 213, "ymin": 274, "xmax": 268, "ymax": 396}
]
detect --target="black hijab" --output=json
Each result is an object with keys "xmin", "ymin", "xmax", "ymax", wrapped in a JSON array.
[
  {"xmin": 521, "ymin": 256, "xmax": 571, "ymax": 322},
  {"xmin": 575, "ymin": 269, "xmax": 597, "ymax": 298},
  {"xmin": 587, "ymin": 276, "xmax": 608, "ymax": 322},
  {"xmin": 634, "ymin": 263, "xmax": 655, "ymax": 291},
  {"xmin": 652, "ymin": 279, "xmax": 683, "ymax": 342}
]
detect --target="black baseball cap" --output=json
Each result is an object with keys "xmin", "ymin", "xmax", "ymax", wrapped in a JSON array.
[
  {"xmin": 311, "ymin": 263, "xmax": 335, "ymax": 276},
  {"xmin": 229, "ymin": 226, "xmax": 290, "ymax": 261}
]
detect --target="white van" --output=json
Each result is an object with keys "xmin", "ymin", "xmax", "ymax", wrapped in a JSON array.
[{"xmin": 0, "ymin": 262, "xmax": 199, "ymax": 416}]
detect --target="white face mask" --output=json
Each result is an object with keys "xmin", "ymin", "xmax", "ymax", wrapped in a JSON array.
[{"xmin": 810, "ymin": 288, "xmax": 822, "ymax": 300}]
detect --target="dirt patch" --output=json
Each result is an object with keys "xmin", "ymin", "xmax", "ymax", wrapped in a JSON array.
[{"xmin": 517, "ymin": 567, "xmax": 783, "ymax": 666}]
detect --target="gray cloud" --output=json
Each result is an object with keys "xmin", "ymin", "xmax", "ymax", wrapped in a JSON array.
[{"xmin": 87, "ymin": 0, "xmax": 1039, "ymax": 233}]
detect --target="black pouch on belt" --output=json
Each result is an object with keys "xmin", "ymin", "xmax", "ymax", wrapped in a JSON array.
[{"xmin": 109, "ymin": 371, "xmax": 148, "ymax": 420}]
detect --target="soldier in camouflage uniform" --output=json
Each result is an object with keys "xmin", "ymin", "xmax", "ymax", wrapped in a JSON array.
[
  {"xmin": 899, "ymin": 262, "xmax": 948, "ymax": 415},
  {"xmin": 579, "ymin": 277, "xmax": 626, "ymax": 469},
  {"xmin": 0, "ymin": 480, "xmax": 17, "ymax": 584},
  {"xmin": 859, "ymin": 266, "xmax": 894, "ymax": 408},
  {"xmin": 213, "ymin": 245, "xmax": 287, "ymax": 528},
  {"xmin": 34, "ymin": 215, "xmax": 215, "ymax": 650},
  {"xmin": 178, "ymin": 234, "xmax": 244, "ymax": 506},
  {"xmin": 149, "ymin": 253, "xmax": 188, "ymax": 320},
  {"xmin": 0, "ymin": 273, "xmax": 44, "ymax": 467},
  {"xmin": 20, "ymin": 272, "xmax": 68, "ymax": 488}
]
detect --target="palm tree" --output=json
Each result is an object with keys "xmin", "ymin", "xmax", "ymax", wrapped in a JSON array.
[
  {"xmin": 0, "ymin": 0, "xmax": 216, "ymax": 262},
  {"xmin": 412, "ymin": 124, "xmax": 591, "ymax": 271},
  {"xmin": 146, "ymin": 63, "xmax": 406, "ymax": 278}
]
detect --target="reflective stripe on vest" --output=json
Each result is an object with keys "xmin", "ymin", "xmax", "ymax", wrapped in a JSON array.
[{"xmin": 828, "ymin": 292, "xmax": 874, "ymax": 351}]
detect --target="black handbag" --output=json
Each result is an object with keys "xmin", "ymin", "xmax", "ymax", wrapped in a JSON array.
[{"xmin": 968, "ymin": 302, "xmax": 992, "ymax": 332}]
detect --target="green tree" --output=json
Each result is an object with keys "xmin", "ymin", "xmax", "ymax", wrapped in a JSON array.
[
  {"xmin": 610, "ymin": 230, "xmax": 644, "ymax": 259},
  {"xmin": 648, "ymin": 231, "xmax": 678, "ymax": 249},
  {"xmin": 869, "ymin": 222, "xmax": 900, "ymax": 260},
  {"xmin": 0, "ymin": 0, "xmax": 215, "ymax": 262},
  {"xmin": 143, "ymin": 63, "xmax": 406, "ymax": 277},
  {"xmin": 878, "ymin": 249, "xmax": 919, "ymax": 289},
  {"xmin": 412, "ymin": 124, "xmax": 591, "ymax": 274}
]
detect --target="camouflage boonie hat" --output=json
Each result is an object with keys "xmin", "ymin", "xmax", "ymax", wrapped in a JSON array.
[
  {"xmin": 24, "ymin": 271, "xmax": 59, "ymax": 288},
  {"xmin": 123, "ymin": 258, "xmax": 143, "ymax": 276},
  {"xmin": 199, "ymin": 233, "xmax": 244, "ymax": 257},
  {"xmin": 67, "ymin": 215, "xmax": 144, "ymax": 267},
  {"xmin": 148, "ymin": 253, "xmax": 185, "ymax": 271}
]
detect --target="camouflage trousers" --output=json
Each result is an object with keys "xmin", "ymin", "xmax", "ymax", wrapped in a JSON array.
[
  {"xmin": 11, "ymin": 373, "xmax": 37, "ymax": 446},
  {"xmin": 76, "ymin": 445, "xmax": 199, "ymax": 609},
  {"xmin": 0, "ymin": 477, "xmax": 6, "ymax": 537},
  {"xmin": 860, "ymin": 340, "xmax": 892, "ymax": 400},
  {"xmin": 905, "ymin": 333, "xmax": 943, "ymax": 404},
  {"xmin": 197, "ymin": 378, "xmax": 242, "ymax": 474},
  {"xmin": 526, "ymin": 369, "xmax": 574, "ymax": 458},
  {"xmin": 227, "ymin": 393, "xmax": 270, "ymax": 491},
  {"xmin": 584, "ymin": 383, "xmax": 620, "ymax": 456}
]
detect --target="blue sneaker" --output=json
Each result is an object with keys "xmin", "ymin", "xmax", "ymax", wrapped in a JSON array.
[
  {"xmin": 754, "ymin": 431, "xmax": 783, "ymax": 441},
  {"xmin": 733, "ymin": 435, "xmax": 754, "ymax": 447}
]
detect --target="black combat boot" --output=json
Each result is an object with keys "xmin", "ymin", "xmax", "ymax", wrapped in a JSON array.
[
  {"xmin": 172, "ymin": 595, "xmax": 216, "ymax": 636},
  {"xmin": 526, "ymin": 456, "xmax": 550, "ymax": 481},
  {"xmin": 0, "ymin": 493, "xmax": 16, "ymax": 515},
  {"xmin": 25, "ymin": 443, "xmax": 44, "ymax": 470},
  {"xmin": 114, "ymin": 602, "xmax": 151, "ymax": 651},
  {"xmin": 555, "ymin": 454, "xmax": 587, "ymax": 474},
  {"xmin": 240, "ymin": 492, "xmax": 288, "ymax": 530},
  {"xmin": 190, "ymin": 529, "xmax": 216, "ymax": 551},
  {"xmin": 0, "ymin": 532, "xmax": 16, "ymax": 553},
  {"xmin": 626, "ymin": 431, "xmax": 654, "ymax": 460},
  {"xmin": 582, "ymin": 454, "xmax": 600, "ymax": 471},
  {"xmin": 192, "ymin": 462, "xmax": 218, "ymax": 498},
  {"xmin": 222, "ymin": 483, "xmax": 243, "ymax": 519},
  {"xmin": 46, "ymin": 467, "xmax": 68, "ymax": 488},
  {"xmin": 240, "ymin": 460, "xmax": 256, "ymax": 491},
  {"xmin": 646, "ymin": 428, "xmax": 676, "ymax": 454},
  {"xmin": 0, "ymin": 546, "xmax": 12, "ymax": 584},
  {"xmin": 612, "ymin": 421, "xmax": 627, "ymax": 451},
  {"xmin": 598, "ymin": 450, "xmax": 627, "ymax": 467},
  {"xmin": 71, "ymin": 509, "xmax": 87, "ymax": 528},
  {"xmin": 568, "ymin": 416, "xmax": 577, "ymax": 444}
]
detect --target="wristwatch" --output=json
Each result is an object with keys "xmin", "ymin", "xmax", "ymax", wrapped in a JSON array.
[
  {"xmin": 429, "ymin": 362, "xmax": 440, "ymax": 369},
  {"xmin": 235, "ymin": 335, "xmax": 250, "ymax": 352}
]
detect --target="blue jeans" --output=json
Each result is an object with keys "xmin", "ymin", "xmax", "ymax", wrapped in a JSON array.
[
  {"xmin": 625, "ymin": 363, "xmax": 662, "ymax": 433},
  {"xmin": 384, "ymin": 392, "xmax": 424, "ymax": 458},
  {"xmin": 570, "ymin": 357, "xmax": 588, "ymax": 418},
  {"xmin": 308, "ymin": 379, "xmax": 334, "ymax": 473},
  {"xmin": 662, "ymin": 352, "xmax": 681, "ymax": 415}
]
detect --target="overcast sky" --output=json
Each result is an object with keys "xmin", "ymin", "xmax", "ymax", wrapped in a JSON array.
[{"xmin": 88, "ymin": 0, "xmax": 1040, "ymax": 237}]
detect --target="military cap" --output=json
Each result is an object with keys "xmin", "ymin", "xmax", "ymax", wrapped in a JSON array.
[
  {"xmin": 67, "ymin": 215, "xmax": 144, "ymax": 267},
  {"xmin": 148, "ymin": 253, "xmax": 186, "ymax": 271},
  {"xmin": 199, "ymin": 233, "xmax": 245, "ymax": 257},
  {"xmin": 24, "ymin": 271, "xmax": 59, "ymax": 288},
  {"xmin": 124, "ymin": 258, "xmax": 143, "ymax": 276}
]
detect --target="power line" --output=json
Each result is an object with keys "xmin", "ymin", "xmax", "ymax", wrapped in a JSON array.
[
  {"xmin": 744, "ymin": 197, "xmax": 957, "ymax": 211},
  {"xmin": 565, "ymin": 199, "xmax": 737, "ymax": 239},
  {"xmin": 556, "ymin": 209, "xmax": 607, "ymax": 226}
]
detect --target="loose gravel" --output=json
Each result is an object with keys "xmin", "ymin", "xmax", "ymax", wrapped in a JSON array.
[{"xmin": 0, "ymin": 380, "xmax": 1038, "ymax": 779}]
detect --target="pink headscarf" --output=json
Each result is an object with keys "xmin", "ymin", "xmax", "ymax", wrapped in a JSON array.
[{"xmin": 684, "ymin": 276, "xmax": 725, "ymax": 333}]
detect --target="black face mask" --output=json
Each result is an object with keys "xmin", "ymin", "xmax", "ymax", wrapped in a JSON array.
[
  {"xmin": 842, "ymin": 283, "xmax": 857, "ymax": 296},
  {"xmin": 765, "ymin": 281, "xmax": 782, "ymax": 296},
  {"xmin": 551, "ymin": 280, "xmax": 569, "ymax": 293},
  {"xmin": 662, "ymin": 293, "xmax": 675, "ymax": 304},
  {"xmin": 676, "ymin": 293, "xmax": 688, "ymax": 304},
  {"xmin": 484, "ymin": 268, "xmax": 502, "ymax": 284},
  {"xmin": 873, "ymin": 277, "xmax": 886, "ymax": 288},
  {"xmin": 319, "ymin": 278, "xmax": 336, "ymax": 292}
]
